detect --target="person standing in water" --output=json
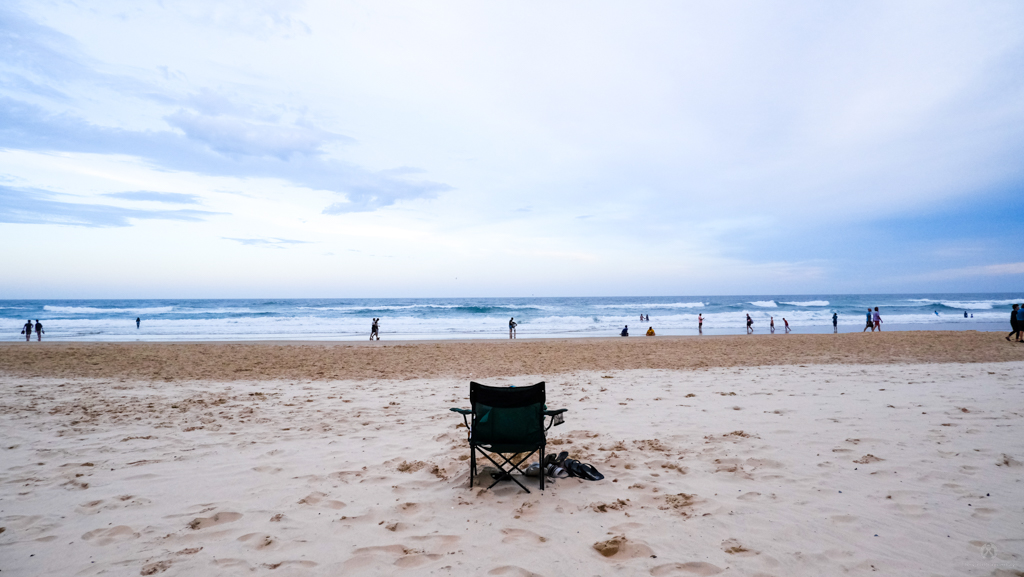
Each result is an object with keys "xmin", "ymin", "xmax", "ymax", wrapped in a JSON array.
[
  {"xmin": 509, "ymin": 317, "xmax": 517, "ymax": 339},
  {"xmin": 21, "ymin": 319, "xmax": 32, "ymax": 341},
  {"xmin": 783, "ymin": 318, "xmax": 791, "ymax": 333},
  {"xmin": 770, "ymin": 316, "xmax": 775, "ymax": 334},
  {"xmin": 863, "ymin": 308, "xmax": 873, "ymax": 332},
  {"xmin": 34, "ymin": 320, "xmax": 44, "ymax": 341},
  {"xmin": 698, "ymin": 314, "xmax": 703, "ymax": 334},
  {"xmin": 136, "ymin": 317, "xmax": 141, "ymax": 329},
  {"xmin": 832, "ymin": 312, "xmax": 838, "ymax": 333}
]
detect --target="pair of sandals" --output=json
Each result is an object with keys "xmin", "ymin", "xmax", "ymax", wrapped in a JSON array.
[{"xmin": 542, "ymin": 451, "xmax": 605, "ymax": 481}]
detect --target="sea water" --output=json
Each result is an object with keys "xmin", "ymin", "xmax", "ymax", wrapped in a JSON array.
[{"xmin": 2, "ymin": 294, "xmax": 1019, "ymax": 341}]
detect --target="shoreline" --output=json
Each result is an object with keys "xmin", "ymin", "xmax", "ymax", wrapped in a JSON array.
[{"xmin": 2, "ymin": 330, "xmax": 1022, "ymax": 382}]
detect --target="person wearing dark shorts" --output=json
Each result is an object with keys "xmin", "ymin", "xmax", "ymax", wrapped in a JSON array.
[
  {"xmin": 863, "ymin": 309, "xmax": 873, "ymax": 332},
  {"xmin": 34, "ymin": 320, "xmax": 43, "ymax": 341},
  {"xmin": 21, "ymin": 319, "xmax": 32, "ymax": 341},
  {"xmin": 832, "ymin": 312, "xmax": 838, "ymax": 333},
  {"xmin": 1009, "ymin": 305, "xmax": 1019, "ymax": 342}
]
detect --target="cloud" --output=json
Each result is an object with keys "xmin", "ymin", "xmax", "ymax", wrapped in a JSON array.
[
  {"xmin": 0, "ymin": 96, "xmax": 450, "ymax": 211},
  {"xmin": 164, "ymin": 109, "xmax": 353, "ymax": 159},
  {"xmin": 103, "ymin": 191, "xmax": 200, "ymax": 204},
  {"xmin": 917, "ymin": 262, "xmax": 1024, "ymax": 281},
  {"xmin": 0, "ymin": 185, "xmax": 224, "ymax": 227},
  {"xmin": 222, "ymin": 237, "xmax": 311, "ymax": 248}
]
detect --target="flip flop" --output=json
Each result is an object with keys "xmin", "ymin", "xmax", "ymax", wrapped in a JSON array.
[
  {"xmin": 578, "ymin": 463, "xmax": 605, "ymax": 481},
  {"xmin": 554, "ymin": 451, "xmax": 569, "ymax": 466},
  {"xmin": 545, "ymin": 464, "xmax": 569, "ymax": 478}
]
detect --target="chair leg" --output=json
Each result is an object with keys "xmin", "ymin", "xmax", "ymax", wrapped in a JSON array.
[
  {"xmin": 469, "ymin": 446, "xmax": 476, "ymax": 489},
  {"xmin": 540, "ymin": 446, "xmax": 545, "ymax": 491}
]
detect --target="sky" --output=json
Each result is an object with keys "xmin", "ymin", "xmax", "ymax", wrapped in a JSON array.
[{"xmin": 1, "ymin": 0, "xmax": 1022, "ymax": 299}]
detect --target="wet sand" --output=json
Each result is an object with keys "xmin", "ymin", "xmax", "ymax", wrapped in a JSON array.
[{"xmin": 1, "ymin": 331, "xmax": 1022, "ymax": 382}]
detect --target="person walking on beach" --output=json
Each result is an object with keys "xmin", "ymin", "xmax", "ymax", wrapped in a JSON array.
[
  {"xmin": 746, "ymin": 314, "xmax": 753, "ymax": 334},
  {"xmin": 136, "ymin": 317, "xmax": 140, "ymax": 329},
  {"xmin": 872, "ymin": 307, "xmax": 882, "ymax": 331},
  {"xmin": 509, "ymin": 317, "xmax": 517, "ymax": 339},
  {"xmin": 370, "ymin": 318, "xmax": 379, "ymax": 340},
  {"xmin": 1017, "ymin": 305, "xmax": 1024, "ymax": 342},
  {"xmin": 863, "ymin": 308, "xmax": 873, "ymax": 332},
  {"xmin": 832, "ymin": 312, "xmax": 838, "ymax": 333},
  {"xmin": 783, "ymin": 318, "xmax": 791, "ymax": 333},
  {"xmin": 21, "ymin": 319, "xmax": 32, "ymax": 341},
  {"xmin": 34, "ymin": 320, "xmax": 44, "ymax": 341},
  {"xmin": 698, "ymin": 314, "xmax": 703, "ymax": 334},
  {"xmin": 1009, "ymin": 305, "xmax": 1020, "ymax": 342},
  {"xmin": 770, "ymin": 316, "xmax": 775, "ymax": 334}
]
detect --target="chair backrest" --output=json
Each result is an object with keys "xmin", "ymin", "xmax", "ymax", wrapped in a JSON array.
[{"xmin": 470, "ymin": 381, "xmax": 545, "ymax": 447}]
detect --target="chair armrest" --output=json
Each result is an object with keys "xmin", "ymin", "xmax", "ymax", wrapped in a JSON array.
[
  {"xmin": 543, "ymin": 408, "xmax": 567, "ymax": 416},
  {"xmin": 450, "ymin": 408, "xmax": 472, "ymax": 415}
]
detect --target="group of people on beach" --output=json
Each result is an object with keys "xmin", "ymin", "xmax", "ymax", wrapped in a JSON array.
[
  {"xmin": 1009, "ymin": 304, "xmax": 1024, "ymax": 343},
  {"xmin": 20, "ymin": 320, "xmax": 44, "ymax": 341}
]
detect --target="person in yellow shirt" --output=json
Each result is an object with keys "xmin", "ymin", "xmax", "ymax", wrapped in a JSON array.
[{"xmin": 646, "ymin": 326, "xmax": 655, "ymax": 336}]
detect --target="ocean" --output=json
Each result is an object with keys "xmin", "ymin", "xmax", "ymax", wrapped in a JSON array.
[{"xmin": 2, "ymin": 294, "xmax": 1020, "ymax": 342}]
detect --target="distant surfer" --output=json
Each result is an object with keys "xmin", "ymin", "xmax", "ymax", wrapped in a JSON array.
[
  {"xmin": 964, "ymin": 311, "xmax": 968, "ymax": 318},
  {"xmin": 34, "ymin": 320, "xmax": 44, "ymax": 341},
  {"xmin": 509, "ymin": 317, "xmax": 517, "ymax": 339}
]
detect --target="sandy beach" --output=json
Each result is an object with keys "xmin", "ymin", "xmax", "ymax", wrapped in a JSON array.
[{"xmin": 2, "ymin": 333, "xmax": 1023, "ymax": 576}]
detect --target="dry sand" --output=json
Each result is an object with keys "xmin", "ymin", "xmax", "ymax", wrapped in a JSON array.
[{"xmin": 1, "ymin": 334, "xmax": 1023, "ymax": 576}]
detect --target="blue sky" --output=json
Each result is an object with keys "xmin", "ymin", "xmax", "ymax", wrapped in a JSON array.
[{"xmin": 1, "ymin": 0, "xmax": 1022, "ymax": 298}]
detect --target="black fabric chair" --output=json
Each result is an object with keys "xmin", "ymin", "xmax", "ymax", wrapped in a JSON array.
[{"xmin": 451, "ymin": 381, "xmax": 567, "ymax": 493}]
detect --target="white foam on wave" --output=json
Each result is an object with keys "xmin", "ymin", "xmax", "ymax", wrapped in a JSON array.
[
  {"xmin": 592, "ymin": 302, "xmax": 704, "ymax": 309},
  {"xmin": 43, "ymin": 305, "xmax": 175, "ymax": 314},
  {"xmin": 749, "ymin": 301, "xmax": 778, "ymax": 308},
  {"xmin": 780, "ymin": 300, "xmax": 829, "ymax": 307}
]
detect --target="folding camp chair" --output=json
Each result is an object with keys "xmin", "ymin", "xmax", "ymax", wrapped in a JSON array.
[{"xmin": 450, "ymin": 381, "xmax": 567, "ymax": 493}]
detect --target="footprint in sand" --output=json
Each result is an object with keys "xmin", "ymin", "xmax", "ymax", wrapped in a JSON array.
[
  {"xmin": 237, "ymin": 533, "xmax": 278, "ymax": 550},
  {"xmin": 298, "ymin": 492, "xmax": 346, "ymax": 509},
  {"xmin": 188, "ymin": 512, "xmax": 242, "ymax": 530},
  {"xmin": 488, "ymin": 566, "xmax": 543, "ymax": 577},
  {"xmin": 650, "ymin": 562, "xmax": 724, "ymax": 576},
  {"xmin": 82, "ymin": 525, "xmax": 140, "ymax": 546},
  {"xmin": 592, "ymin": 535, "xmax": 655, "ymax": 559},
  {"xmin": 500, "ymin": 528, "xmax": 548, "ymax": 544}
]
